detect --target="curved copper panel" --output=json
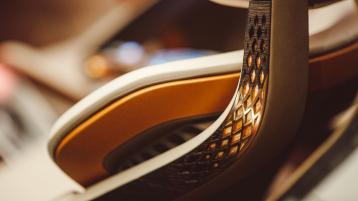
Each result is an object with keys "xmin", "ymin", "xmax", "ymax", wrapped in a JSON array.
[{"xmin": 55, "ymin": 73, "xmax": 240, "ymax": 186}]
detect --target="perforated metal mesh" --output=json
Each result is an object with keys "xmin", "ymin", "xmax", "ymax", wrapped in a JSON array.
[{"xmin": 97, "ymin": 1, "xmax": 272, "ymax": 200}]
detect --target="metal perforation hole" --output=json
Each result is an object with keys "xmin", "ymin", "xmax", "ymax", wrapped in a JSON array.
[
  {"xmin": 221, "ymin": 139, "xmax": 229, "ymax": 147},
  {"xmin": 262, "ymin": 15, "xmax": 266, "ymax": 25},
  {"xmin": 235, "ymin": 106, "xmax": 243, "ymax": 120},
  {"xmin": 243, "ymin": 124, "xmax": 253, "ymax": 139},
  {"xmin": 260, "ymin": 40, "xmax": 266, "ymax": 53},
  {"xmin": 245, "ymin": 111, "xmax": 253, "ymax": 123},
  {"xmin": 260, "ymin": 70, "xmax": 265, "ymax": 84},
  {"xmin": 252, "ymin": 39, "xmax": 258, "ymax": 52},
  {"xmin": 254, "ymin": 15, "xmax": 259, "ymax": 25},
  {"xmin": 257, "ymin": 26, "xmax": 262, "ymax": 38},
  {"xmin": 249, "ymin": 26, "xmax": 255, "ymax": 38},
  {"xmin": 247, "ymin": 53, "xmax": 253, "ymax": 68},
  {"xmin": 244, "ymin": 96, "xmax": 253, "ymax": 109},
  {"xmin": 250, "ymin": 70, "xmax": 256, "ymax": 83},
  {"xmin": 231, "ymin": 133, "xmax": 241, "ymax": 145},
  {"xmin": 233, "ymin": 119, "xmax": 243, "ymax": 133},
  {"xmin": 252, "ymin": 85, "xmax": 259, "ymax": 100},
  {"xmin": 254, "ymin": 99, "xmax": 262, "ymax": 114},
  {"xmin": 256, "ymin": 53, "xmax": 262, "ymax": 69},
  {"xmin": 260, "ymin": 89, "xmax": 265, "ymax": 101},
  {"xmin": 208, "ymin": 142, "xmax": 217, "ymax": 151},
  {"xmin": 223, "ymin": 126, "xmax": 232, "ymax": 138},
  {"xmin": 216, "ymin": 151, "xmax": 225, "ymax": 159}
]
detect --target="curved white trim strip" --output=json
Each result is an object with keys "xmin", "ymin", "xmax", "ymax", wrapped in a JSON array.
[
  {"xmin": 48, "ymin": 50, "xmax": 243, "ymax": 156},
  {"xmin": 68, "ymin": 89, "xmax": 236, "ymax": 201}
]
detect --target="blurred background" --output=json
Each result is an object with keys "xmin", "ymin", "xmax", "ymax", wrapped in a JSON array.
[
  {"xmin": 0, "ymin": 0, "xmax": 357, "ymax": 201},
  {"xmin": 0, "ymin": 0, "xmax": 247, "ymax": 200}
]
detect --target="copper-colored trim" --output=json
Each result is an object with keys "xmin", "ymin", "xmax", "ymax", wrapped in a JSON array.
[
  {"xmin": 54, "ymin": 43, "xmax": 357, "ymax": 187},
  {"xmin": 55, "ymin": 73, "xmax": 239, "ymax": 186}
]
